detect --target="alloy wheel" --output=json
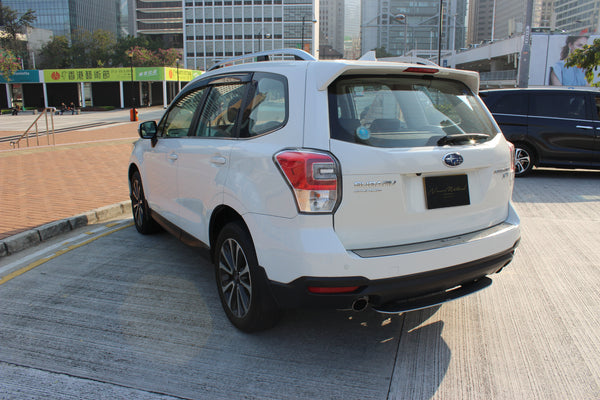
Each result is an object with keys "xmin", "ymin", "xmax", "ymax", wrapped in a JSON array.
[
  {"xmin": 131, "ymin": 178, "xmax": 145, "ymax": 228},
  {"xmin": 218, "ymin": 238, "xmax": 252, "ymax": 318},
  {"xmin": 515, "ymin": 147, "xmax": 532, "ymax": 176}
]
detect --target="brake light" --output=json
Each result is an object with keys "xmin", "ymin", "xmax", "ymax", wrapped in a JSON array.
[
  {"xmin": 507, "ymin": 142, "xmax": 515, "ymax": 173},
  {"xmin": 274, "ymin": 150, "xmax": 340, "ymax": 213},
  {"xmin": 404, "ymin": 67, "xmax": 439, "ymax": 74}
]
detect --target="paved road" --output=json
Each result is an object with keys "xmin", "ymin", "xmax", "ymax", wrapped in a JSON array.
[
  {"xmin": 0, "ymin": 170, "xmax": 599, "ymax": 399},
  {"xmin": 0, "ymin": 107, "xmax": 165, "ymax": 135}
]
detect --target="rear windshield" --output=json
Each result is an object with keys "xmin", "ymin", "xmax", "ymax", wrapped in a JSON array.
[{"xmin": 328, "ymin": 75, "xmax": 497, "ymax": 148}]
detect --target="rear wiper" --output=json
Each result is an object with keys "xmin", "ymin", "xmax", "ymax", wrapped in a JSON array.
[{"xmin": 437, "ymin": 133, "xmax": 491, "ymax": 146}]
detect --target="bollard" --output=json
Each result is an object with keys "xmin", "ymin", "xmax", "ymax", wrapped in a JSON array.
[{"xmin": 130, "ymin": 108, "xmax": 138, "ymax": 121}]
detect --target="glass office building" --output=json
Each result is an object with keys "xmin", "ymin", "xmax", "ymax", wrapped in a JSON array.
[
  {"xmin": 361, "ymin": 0, "xmax": 467, "ymax": 59},
  {"xmin": 133, "ymin": 0, "xmax": 183, "ymax": 49},
  {"xmin": 1, "ymin": 0, "xmax": 124, "ymax": 39},
  {"xmin": 183, "ymin": 0, "xmax": 318, "ymax": 71}
]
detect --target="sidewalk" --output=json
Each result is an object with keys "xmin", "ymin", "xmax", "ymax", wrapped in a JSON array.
[{"xmin": 0, "ymin": 108, "xmax": 164, "ymax": 254}]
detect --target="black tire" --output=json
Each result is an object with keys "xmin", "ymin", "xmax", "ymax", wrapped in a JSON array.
[
  {"xmin": 214, "ymin": 222, "xmax": 281, "ymax": 332},
  {"xmin": 130, "ymin": 171, "xmax": 160, "ymax": 234},
  {"xmin": 514, "ymin": 144, "xmax": 535, "ymax": 177}
]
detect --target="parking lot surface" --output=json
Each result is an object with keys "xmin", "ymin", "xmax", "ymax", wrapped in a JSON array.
[{"xmin": 0, "ymin": 170, "xmax": 599, "ymax": 399}]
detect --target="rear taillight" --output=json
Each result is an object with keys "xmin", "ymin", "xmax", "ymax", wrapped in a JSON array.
[
  {"xmin": 507, "ymin": 142, "xmax": 515, "ymax": 173},
  {"xmin": 274, "ymin": 150, "xmax": 340, "ymax": 213}
]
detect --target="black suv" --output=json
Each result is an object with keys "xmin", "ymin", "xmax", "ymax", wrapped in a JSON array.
[{"xmin": 480, "ymin": 88, "xmax": 600, "ymax": 176}]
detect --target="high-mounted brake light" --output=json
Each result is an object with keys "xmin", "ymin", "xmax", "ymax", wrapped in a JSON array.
[
  {"xmin": 274, "ymin": 150, "xmax": 340, "ymax": 213},
  {"xmin": 403, "ymin": 67, "xmax": 439, "ymax": 74}
]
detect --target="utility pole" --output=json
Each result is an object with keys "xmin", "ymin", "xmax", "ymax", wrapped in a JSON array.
[
  {"xmin": 517, "ymin": 0, "xmax": 534, "ymax": 87},
  {"xmin": 437, "ymin": 0, "xmax": 443, "ymax": 65}
]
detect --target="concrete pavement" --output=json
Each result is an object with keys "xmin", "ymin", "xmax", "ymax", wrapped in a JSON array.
[{"xmin": 0, "ymin": 168, "xmax": 598, "ymax": 399}]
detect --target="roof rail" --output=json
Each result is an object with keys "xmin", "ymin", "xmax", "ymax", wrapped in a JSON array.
[{"xmin": 208, "ymin": 48, "xmax": 316, "ymax": 71}]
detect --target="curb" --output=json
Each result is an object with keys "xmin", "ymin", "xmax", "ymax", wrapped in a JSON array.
[{"xmin": 0, "ymin": 201, "xmax": 132, "ymax": 257}]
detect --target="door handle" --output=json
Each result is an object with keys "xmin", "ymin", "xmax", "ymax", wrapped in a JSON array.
[
  {"xmin": 575, "ymin": 125, "xmax": 593, "ymax": 130},
  {"xmin": 168, "ymin": 153, "xmax": 179, "ymax": 161},
  {"xmin": 211, "ymin": 156, "xmax": 227, "ymax": 165}
]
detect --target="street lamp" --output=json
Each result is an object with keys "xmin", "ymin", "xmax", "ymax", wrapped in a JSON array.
[
  {"xmin": 257, "ymin": 30, "xmax": 271, "ymax": 51},
  {"xmin": 301, "ymin": 16, "xmax": 317, "ymax": 52},
  {"xmin": 394, "ymin": 13, "xmax": 408, "ymax": 56}
]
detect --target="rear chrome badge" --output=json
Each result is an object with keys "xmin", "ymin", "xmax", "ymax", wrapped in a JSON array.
[
  {"xmin": 443, "ymin": 153, "xmax": 463, "ymax": 167},
  {"xmin": 353, "ymin": 180, "xmax": 396, "ymax": 192}
]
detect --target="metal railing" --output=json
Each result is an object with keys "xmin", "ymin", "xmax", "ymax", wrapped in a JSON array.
[
  {"xmin": 10, "ymin": 108, "xmax": 56, "ymax": 149},
  {"xmin": 479, "ymin": 70, "xmax": 518, "ymax": 82}
]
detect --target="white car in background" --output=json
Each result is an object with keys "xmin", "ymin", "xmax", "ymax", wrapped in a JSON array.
[{"xmin": 129, "ymin": 49, "xmax": 520, "ymax": 332}]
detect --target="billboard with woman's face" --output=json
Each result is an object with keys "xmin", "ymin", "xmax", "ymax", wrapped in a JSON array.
[{"xmin": 529, "ymin": 34, "xmax": 599, "ymax": 87}]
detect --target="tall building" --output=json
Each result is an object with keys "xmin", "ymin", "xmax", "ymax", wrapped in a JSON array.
[
  {"xmin": 183, "ymin": 0, "xmax": 319, "ymax": 71},
  {"xmin": 131, "ymin": 0, "xmax": 183, "ymax": 48},
  {"xmin": 320, "ymin": 0, "xmax": 344, "ymax": 56},
  {"xmin": 467, "ymin": 0, "xmax": 494, "ymax": 45},
  {"xmin": 343, "ymin": 0, "xmax": 361, "ymax": 59},
  {"xmin": 1, "ymin": 0, "xmax": 124, "ymax": 40},
  {"xmin": 361, "ymin": 0, "xmax": 466, "ymax": 59},
  {"xmin": 554, "ymin": 0, "xmax": 600, "ymax": 34},
  {"xmin": 467, "ymin": 0, "xmax": 599, "ymax": 46}
]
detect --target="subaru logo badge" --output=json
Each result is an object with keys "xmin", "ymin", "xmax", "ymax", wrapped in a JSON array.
[{"xmin": 443, "ymin": 153, "xmax": 463, "ymax": 167}]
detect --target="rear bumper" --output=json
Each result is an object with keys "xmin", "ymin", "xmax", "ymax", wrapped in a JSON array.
[{"xmin": 267, "ymin": 242, "xmax": 518, "ymax": 311}]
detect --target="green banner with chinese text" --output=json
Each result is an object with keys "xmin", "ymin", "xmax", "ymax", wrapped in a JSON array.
[{"xmin": 43, "ymin": 67, "xmax": 203, "ymax": 83}]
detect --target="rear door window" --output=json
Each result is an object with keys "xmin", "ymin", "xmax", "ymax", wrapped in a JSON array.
[
  {"xmin": 485, "ymin": 92, "xmax": 528, "ymax": 115},
  {"xmin": 194, "ymin": 83, "xmax": 247, "ymax": 138},
  {"xmin": 241, "ymin": 73, "xmax": 288, "ymax": 137},
  {"xmin": 329, "ymin": 76, "xmax": 497, "ymax": 148}
]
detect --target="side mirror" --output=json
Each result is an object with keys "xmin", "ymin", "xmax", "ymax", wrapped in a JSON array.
[{"xmin": 138, "ymin": 121, "xmax": 157, "ymax": 139}]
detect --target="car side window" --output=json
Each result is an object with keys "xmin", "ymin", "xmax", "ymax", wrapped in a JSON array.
[
  {"xmin": 595, "ymin": 95, "xmax": 600, "ymax": 119},
  {"xmin": 194, "ymin": 83, "xmax": 247, "ymax": 138},
  {"xmin": 487, "ymin": 93, "xmax": 528, "ymax": 115},
  {"xmin": 530, "ymin": 94, "xmax": 588, "ymax": 120},
  {"xmin": 158, "ymin": 88, "xmax": 206, "ymax": 137},
  {"xmin": 240, "ymin": 73, "xmax": 288, "ymax": 137}
]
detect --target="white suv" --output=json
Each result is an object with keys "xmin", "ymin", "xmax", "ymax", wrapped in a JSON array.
[{"xmin": 129, "ymin": 49, "xmax": 520, "ymax": 332}]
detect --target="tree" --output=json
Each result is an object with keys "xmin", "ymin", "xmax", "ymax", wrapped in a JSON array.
[
  {"xmin": 0, "ymin": 6, "xmax": 36, "ymax": 55},
  {"xmin": 126, "ymin": 45, "xmax": 181, "ymax": 67},
  {"xmin": 38, "ymin": 35, "xmax": 71, "ymax": 68},
  {"xmin": 372, "ymin": 46, "xmax": 394, "ymax": 58},
  {"xmin": 0, "ymin": 49, "xmax": 21, "ymax": 82},
  {"xmin": 565, "ymin": 37, "xmax": 600, "ymax": 87},
  {"xmin": 71, "ymin": 29, "xmax": 117, "ymax": 67}
]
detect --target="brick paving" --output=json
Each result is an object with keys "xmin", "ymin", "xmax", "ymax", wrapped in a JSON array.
[{"xmin": 0, "ymin": 123, "xmax": 139, "ymax": 240}]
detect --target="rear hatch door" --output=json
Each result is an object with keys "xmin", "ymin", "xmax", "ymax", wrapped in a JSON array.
[{"xmin": 328, "ymin": 74, "xmax": 514, "ymax": 250}]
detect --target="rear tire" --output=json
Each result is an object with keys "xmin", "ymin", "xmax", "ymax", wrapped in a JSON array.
[
  {"xmin": 214, "ymin": 222, "xmax": 281, "ymax": 332},
  {"xmin": 514, "ymin": 144, "xmax": 535, "ymax": 177},
  {"xmin": 130, "ymin": 171, "xmax": 160, "ymax": 234}
]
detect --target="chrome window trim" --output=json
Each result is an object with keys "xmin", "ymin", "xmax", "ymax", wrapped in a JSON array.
[{"xmin": 492, "ymin": 112, "xmax": 594, "ymax": 124}]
